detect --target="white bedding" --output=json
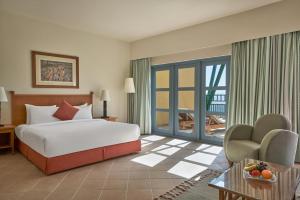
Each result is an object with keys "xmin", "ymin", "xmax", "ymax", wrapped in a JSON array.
[{"xmin": 15, "ymin": 119, "xmax": 140, "ymax": 158}]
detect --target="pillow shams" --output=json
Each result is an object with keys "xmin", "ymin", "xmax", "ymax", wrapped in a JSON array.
[
  {"xmin": 25, "ymin": 104, "xmax": 56, "ymax": 124},
  {"xmin": 73, "ymin": 104, "xmax": 93, "ymax": 120},
  {"xmin": 25, "ymin": 103, "xmax": 92, "ymax": 124},
  {"xmin": 29, "ymin": 106, "xmax": 59, "ymax": 124}
]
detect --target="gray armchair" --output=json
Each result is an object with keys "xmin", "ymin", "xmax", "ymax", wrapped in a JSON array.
[{"xmin": 224, "ymin": 114, "xmax": 298, "ymax": 166}]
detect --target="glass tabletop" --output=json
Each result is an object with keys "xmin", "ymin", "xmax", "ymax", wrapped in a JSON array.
[{"xmin": 209, "ymin": 159, "xmax": 300, "ymax": 200}]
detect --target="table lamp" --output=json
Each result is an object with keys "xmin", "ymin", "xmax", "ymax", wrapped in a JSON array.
[
  {"xmin": 0, "ymin": 87, "xmax": 8, "ymax": 126},
  {"xmin": 101, "ymin": 89, "xmax": 111, "ymax": 118}
]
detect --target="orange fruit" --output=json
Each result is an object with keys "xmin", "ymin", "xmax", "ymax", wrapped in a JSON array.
[{"xmin": 261, "ymin": 170, "xmax": 272, "ymax": 179}]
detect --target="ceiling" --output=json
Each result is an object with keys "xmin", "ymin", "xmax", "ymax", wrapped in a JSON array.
[{"xmin": 0, "ymin": 0, "xmax": 281, "ymax": 42}]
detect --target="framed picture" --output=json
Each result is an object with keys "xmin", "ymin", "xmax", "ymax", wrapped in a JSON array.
[{"xmin": 31, "ymin": 51, "xmax": 79, "ymax": 88}]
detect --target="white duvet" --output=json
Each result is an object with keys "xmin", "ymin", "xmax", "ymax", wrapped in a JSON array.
[{"xmin": 15, "ymin": 119, "xmax": 140, "ymax": 158}]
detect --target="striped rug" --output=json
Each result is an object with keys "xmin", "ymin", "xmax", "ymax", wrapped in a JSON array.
[{"xmin": 154, "ymin": 169, "xmax": 222, "ymax": 200}]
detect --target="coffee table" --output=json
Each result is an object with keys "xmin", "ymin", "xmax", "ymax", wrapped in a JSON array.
[{"xmin": 208, "ymin": 159, "xmax": 300, "ymax": 200}]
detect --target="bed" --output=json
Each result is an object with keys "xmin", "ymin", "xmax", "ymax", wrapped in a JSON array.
[{"xmin": 10, "ymin": 91, "xmax": 141, "ymax": 175}]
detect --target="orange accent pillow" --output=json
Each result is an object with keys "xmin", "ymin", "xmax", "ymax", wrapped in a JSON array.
[{"xmin": 53, "ymin": 100, "xmax": 79, "ymax": 120}]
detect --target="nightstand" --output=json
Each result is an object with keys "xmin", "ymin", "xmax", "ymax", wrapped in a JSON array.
[
  {"xmin": 0, "ymin": 125, "xmax": 16, "ymax": 153},
  {"xmin": 97, "ymin": 116, "xmax": 118, "ymax": 122}
]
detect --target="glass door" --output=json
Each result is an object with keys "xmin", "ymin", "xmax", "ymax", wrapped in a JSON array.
[
  {"xmin": 151, "ymin": 56, "xmax": 230, "ymax": 144},
  {"xmin": 174, "ymin": 63, "xmax": 199, "ymax": 140},
  {"xmin": 200, "ymin": 58, "xmax": 229, "ymax": 144},
  {"xmin": 151, "ymin": 66, "xmax": 173, "ymax": 136}
]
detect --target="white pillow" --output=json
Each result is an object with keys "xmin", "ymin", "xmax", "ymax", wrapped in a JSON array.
[
  {"xmin": 73, "ymin": 104, "xmax": 93, "ymax": 120},
  {"xmin": 29, "ymin": 106, "xmax": 60, "ymax": 124},
  {"xmin": 25, "ymin": 104, "xmax": 56, "ymax": 124},
  {"xmin": 78, "ymin": 103, "xmax": 88, "ymax": 107}
]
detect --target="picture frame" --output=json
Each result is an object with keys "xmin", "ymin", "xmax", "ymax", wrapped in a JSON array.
[{"xmin": 31, "ymin": 51, "xmax": 79, "ymax": 88}]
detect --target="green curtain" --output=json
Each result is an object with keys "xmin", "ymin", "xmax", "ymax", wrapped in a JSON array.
[
  {"xmin": 128, "ymin": 58, "xmax": 151, "ymax": 134},
  {"xmin": 228, "ymin": 31, "xmax": 300, "ymax": 161}
]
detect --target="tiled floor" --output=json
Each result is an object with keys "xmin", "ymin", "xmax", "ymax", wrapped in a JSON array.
[{"xmin": 0, "ymin": 135, "xmax": 229, "ymax": 200}]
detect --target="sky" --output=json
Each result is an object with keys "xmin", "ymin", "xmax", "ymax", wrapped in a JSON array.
[{"xmin": 205, "ymin": 64, "xmax": 226, "ymax": 87}]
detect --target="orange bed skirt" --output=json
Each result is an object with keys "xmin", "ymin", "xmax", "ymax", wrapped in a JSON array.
[{"xmin": 18, "ymin": 139, "xmax": 141, "ymax": 175}]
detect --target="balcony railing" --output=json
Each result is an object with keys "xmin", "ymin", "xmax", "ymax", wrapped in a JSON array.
[{"xmin": 207, "ymin": 94, "xmax": 226, "ymax": 113}]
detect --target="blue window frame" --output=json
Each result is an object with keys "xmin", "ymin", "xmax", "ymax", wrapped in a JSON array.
[
  {"xmin": 200, "ymin": 57, "xmax": 230, "ymax": 145},
  {"xmin": 151, "ymin": 56, "xmax": 230, "ymax": 145},
  {"xmin": 151, "ymin": 65, "xmax": 174, "ymax": 135},
  {"xmin": 174, "ymin": 61, "xmax": 199, "ymax": 140}
]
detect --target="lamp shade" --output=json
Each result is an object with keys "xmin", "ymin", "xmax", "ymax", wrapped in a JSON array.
[
  {"xmin": 100, "ymin": 89, "xmax": 111, "ymax": 101},
  {"xmin": 124, "ymin": 78, "xmax": 135, "ymax": 93},
  {"xmin": 0, "ymin": 87, "xmax": 7, "ymax": 102}
]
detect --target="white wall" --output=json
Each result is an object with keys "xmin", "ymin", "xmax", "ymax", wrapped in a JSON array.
[
  {"xmin": 0, "ymin": 11, "xmax": 130, "ymax": 123},
  {"xmin": 131, "ymin": 0, "xmax": 300, "ymax": 60}
]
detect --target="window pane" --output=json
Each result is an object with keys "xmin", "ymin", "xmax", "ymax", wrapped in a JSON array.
[
  {"xmin": 156, "ymin": 91, "xmax": 169, "ymax": 109},
  {"xmin": 178, "ymin": 67, "xmax": 194, "ymax": 87},
  {"xmin": 178, "ymin": 112, "xmax": 194, "ymax": 134},
  {"xmin": 205, "ymin": 64, "xmax": 226, "ymax": 87},
  {"xmin": 178, "ymin": 91, "xmax": 194, "ymax": 110},
  {"xmin": 205, "ymin": 114, "xmax": 226, "ymax": 138},
  {"xmin": 156, "ymin": 111, "xmax": 169, "ymax": 130},
  {"xmin": 156, "ymin": 70, "xmax": 169, "ymax": 88},
  {"xmin": 205, "ymin": 89, "xmax": 226, "ymax": 113},
  {"xmin": 205, "ymin": 89, "xmax": 226, "ymax": 138}
]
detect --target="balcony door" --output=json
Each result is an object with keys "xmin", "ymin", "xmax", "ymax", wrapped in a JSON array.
[
  {"xmin": 151, "ymin": 56, "xmax": 229, "ymax": 144},
  {"xmin": 174, "ymin": 62, "xmax": 199, "ymax": 140},
  {"xmin": 151, "ymin": 66, "xmax": 174, "ymax": 135},
  {"xmin": 200, "ymin": 58, "xmax": 229, "ymax": 144}
]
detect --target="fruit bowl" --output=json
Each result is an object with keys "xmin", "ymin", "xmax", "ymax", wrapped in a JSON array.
[
  {"xmin": 243, "ymin": 162, "xmax": 277, "ymax": 183},
  {"xmin": 243, "ymin": 170, "xmax": 277, "ymax": 183}
]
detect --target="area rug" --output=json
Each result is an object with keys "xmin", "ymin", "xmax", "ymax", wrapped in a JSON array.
[{"xmin": 154, "ymin": 169, "xmax": 222, "ymax": 200}]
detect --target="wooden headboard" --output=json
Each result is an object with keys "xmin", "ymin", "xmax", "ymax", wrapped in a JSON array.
[{"xmin": 10, "ymin": 91, "xmax": 93, "ymax": 126}]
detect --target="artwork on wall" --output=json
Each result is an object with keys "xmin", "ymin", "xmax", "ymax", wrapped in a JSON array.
[{"xmin": 31, "ymin": 51, "xmax": 79, "ymax": 88}]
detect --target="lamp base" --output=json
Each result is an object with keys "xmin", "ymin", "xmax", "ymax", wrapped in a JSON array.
[{"xmin": 103, "ymin": 101, "xmax": 108, "ymax": 118}]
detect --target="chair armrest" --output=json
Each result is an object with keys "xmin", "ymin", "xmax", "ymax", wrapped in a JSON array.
[
  {"xmin": 224, "ymin": 124, "xmax": 253, "ymax": 153},
  {"xmin": 224, "ymin": 124, "xmax": 253, "ymax": 141},
  {"xmin": 260, "ymin": 129, "xmax": 298, "ymax": 166}
]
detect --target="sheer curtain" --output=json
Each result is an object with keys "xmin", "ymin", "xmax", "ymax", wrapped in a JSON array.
[
  {"xmin": 228, "ymin": 31, "xmax": 300, "ymax": 161},
  {"xmin": 128, "ymin": 58, "xmax": 151, "ymax": 134}
]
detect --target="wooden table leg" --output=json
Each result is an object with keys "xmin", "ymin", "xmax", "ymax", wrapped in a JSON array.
[
  {"xmin": 10, "ymin": 130, "xmax": 14, "ymax": 154},
  {"xmin": 219, "ymin": 190, "xmax": 225, "ymax": 200}
]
